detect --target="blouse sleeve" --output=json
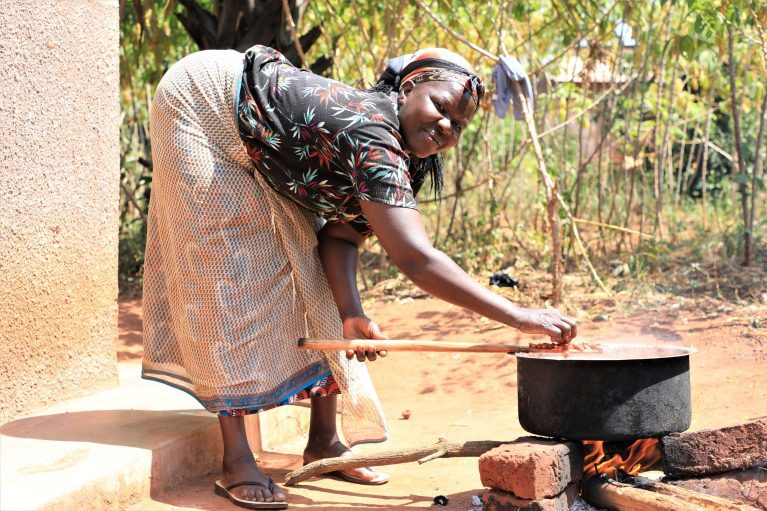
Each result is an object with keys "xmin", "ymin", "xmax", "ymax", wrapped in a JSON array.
[
  {"xmin": 347, "ymin": 213, "xmax": 374, "ymax": 239},
  {"xmin": 340, "ymin": 117, "xmax": 416, "ymax": 210}
]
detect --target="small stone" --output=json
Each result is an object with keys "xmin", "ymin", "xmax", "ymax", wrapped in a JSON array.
[
  {"xmin": 433, "ymin": 495, "xmax": 449, "ymax": 506},
  {"xmin": 471, "ymin": 495, "xmax": 483, "ymax": 506},
  {"xmin": 401, "ymin": 409, "xmax": 412, "ymax": 420},
  {"xmin": 592, "ymin": 314, "xmax": 609, "ymax": 322},
  {"xmin": 753, "ymin": 319, "xmax": 762, "ymax": 328}
]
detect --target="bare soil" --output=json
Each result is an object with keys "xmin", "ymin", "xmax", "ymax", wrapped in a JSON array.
[{"xmin": 119, "ymin": 288, "xmax": 767, "ymax": 510}]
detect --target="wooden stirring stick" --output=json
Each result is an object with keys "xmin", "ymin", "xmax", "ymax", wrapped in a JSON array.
[{"xmin": 298, "ymin": 338, "xmax": 550, "ymax": 354}]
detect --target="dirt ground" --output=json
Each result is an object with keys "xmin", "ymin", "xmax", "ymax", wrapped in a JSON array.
[{"xmin": 118, "ymin": 289, "xmax": 767, "ymax": 510}]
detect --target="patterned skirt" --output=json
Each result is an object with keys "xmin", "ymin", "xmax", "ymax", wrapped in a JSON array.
[{"xmin": 142, "ymin": 49, "xmax": 386, "ymax": 445}]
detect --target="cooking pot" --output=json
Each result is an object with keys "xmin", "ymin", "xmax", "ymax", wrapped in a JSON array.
[
  {"xmin": 297, "ymin": 339, "xmax": 695, "ymax": 441},
  {"xmin": 517, "ymin": 343, "xmax": 695, "ymax": 441}
]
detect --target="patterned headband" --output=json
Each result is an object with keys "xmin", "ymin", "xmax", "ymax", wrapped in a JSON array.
[{"xmin": 399, "ymin": 57, "xmax": 485, "ymax": 105}]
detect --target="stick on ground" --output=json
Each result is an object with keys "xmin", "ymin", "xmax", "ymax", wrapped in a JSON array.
[{"xmin": 283, "ymin": 439, "xmax": 506, "ymax": 486}]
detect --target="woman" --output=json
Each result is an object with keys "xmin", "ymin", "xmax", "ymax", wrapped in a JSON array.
[{"xmin": 142, "ymin": 45, "xmax": 576, "ymax": 509}]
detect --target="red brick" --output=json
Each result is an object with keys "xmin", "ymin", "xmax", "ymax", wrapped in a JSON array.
[
  {"xmin": 483, "ymin": 484, "xmax": 579, "ymax": 511},
  {"xmin": 478, "ymin": 437, "xmax": 583, "ymax": 499},
  {"xmin": 660, "ymin": 418, "xmax": 767, "ymax": 478}
]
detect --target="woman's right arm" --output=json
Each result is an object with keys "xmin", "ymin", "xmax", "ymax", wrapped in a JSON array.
[{"xmin": 359, "ymin": 199, "xmax": 577, "ymax": 342}]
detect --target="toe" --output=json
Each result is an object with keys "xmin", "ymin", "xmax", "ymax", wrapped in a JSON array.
[
  {"xmin": 260, "ymin": 488, "xmax": 274, "ymax": 503},
  {"xmin": 233, "ymin": 485, "xmax": 271, "ymax": 503}
]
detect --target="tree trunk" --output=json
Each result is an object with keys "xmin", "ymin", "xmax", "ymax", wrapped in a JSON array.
[
  {"xmin": 728, "ymin": 25, "xmax": 750, "ymax": 266},
  {"xmin": 749, "ymin": 92, "xmax": 767, "ymax": 255},
  {"xmin": 699, "ymin": 89, "xmax": 715, "ymax": 230},
  {"xmin": 176, "ymin": 0, "xmax": 332, "ymax": 75},
  {"xmin": 650, "ymin": 7, "xmax": 674, "ymax": 240}
]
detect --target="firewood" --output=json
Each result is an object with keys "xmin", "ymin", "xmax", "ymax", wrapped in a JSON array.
[
  {"xmin": 283, "ymin": 438, "xmax": 506, "ymax": 486},
  {"xmin": 583, "ymin": 476, "xmax": 760, "ymax": 511},
  {"xmin": 633, "ymin": 476, "xmax": 760, "ymax": 511},
  {"xmin": 583, "ymin": 476, "xmax": 706, "ymax": 511}
]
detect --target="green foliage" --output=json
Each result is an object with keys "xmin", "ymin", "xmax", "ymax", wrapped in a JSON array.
[
  {"xmin": 119, "ymin": 1, "xmax": 200, "ymax": 291},
  {"xmin": 119, "ymin": 0, "xmax": 767, "ymax": 298}
]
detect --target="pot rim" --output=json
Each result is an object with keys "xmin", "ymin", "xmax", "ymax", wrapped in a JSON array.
[{"xmin": 516, "ymin": 342, "xmax": 697, "ymax": 361}]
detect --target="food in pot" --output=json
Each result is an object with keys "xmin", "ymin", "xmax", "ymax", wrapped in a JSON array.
[{"xmin": 529, "ymin": 341, "xmax": 603, "ymax": 352}]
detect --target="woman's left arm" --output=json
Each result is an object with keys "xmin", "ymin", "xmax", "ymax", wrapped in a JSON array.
[{"xmin": 317, "ymin": 221, "xmax": 387, "ymax": 361}]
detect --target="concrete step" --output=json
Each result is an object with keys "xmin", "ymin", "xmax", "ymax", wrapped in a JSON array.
[
  {"xmin": 125, "ymin": 452, "xmax": 299, "ymax": 511},
  {"xmin": 0, "ymin": 362, "xmax": 233, "ymax": 511}
]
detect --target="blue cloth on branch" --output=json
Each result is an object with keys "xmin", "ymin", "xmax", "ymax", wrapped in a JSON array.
[{"xmin": 492, "ymin": 56, "xmax": 534, "ymax": 120}]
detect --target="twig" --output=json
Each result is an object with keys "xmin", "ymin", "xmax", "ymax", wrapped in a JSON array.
[
  {"xmin": 529, "ymin": 1, "xmax": 620, "ymax": 76},
  {"xmin": 320, "ymin": 0, "xmax": 365, "ymax": 86},
  {"xmin": 349, "ymin": 0, "xmax": 379, "ymax": 70},
  {"xmin": 120, "ymin": 179, "xmax": 147, "ymax": 221},
  {"xmin": 412, "ymin": 0, "xmax": 499, "ymax": 63},
  {"xmin": 417, "ymin": 438, "xmax": 448, "ymax": 464},
  {"xmin": 538, "ymin": 79, "xmax": 633, "ymax": 139},
  {"xmin": 281, "ymin": 0, "xmax": 307, "ymax": 68},
  {"xmin": 573, "ymin": 218, "xmax": 653, "ymax": 239},
  {"xmin": 418, "ymin": 175, "xmax": 496, "ymax": 203}
]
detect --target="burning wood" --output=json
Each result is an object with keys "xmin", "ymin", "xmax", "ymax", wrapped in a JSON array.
[
  {"xmin": 583, "ymin": 475, "xmax": 702, "ymax": 511},
  {"xmin": 581, "ymin": 438, "xmax": 760, "ymax": 510},
  {"xmin": 582, "ymin": 439, "xmax": 662, "ymax": 480},
  {"xmin": 583, "ymin": 474, "xmax": 760, "ymax": 510}
]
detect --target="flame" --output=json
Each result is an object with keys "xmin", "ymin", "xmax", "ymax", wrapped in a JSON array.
[{"xmin": 582, "ymin": 438, "xmax": 661, "ymax": 480}]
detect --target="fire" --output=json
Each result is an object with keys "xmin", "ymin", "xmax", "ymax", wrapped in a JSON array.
[{"xmin": 582, "ymin": 438, "xmax": 661, "ymax": 480}]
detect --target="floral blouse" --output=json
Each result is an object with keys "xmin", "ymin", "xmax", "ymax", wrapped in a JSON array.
[{"xmin": 236, "ymin": 45, "xmax": 424, "ymax": 237}]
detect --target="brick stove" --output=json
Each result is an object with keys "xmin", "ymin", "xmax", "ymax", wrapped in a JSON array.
[
  {"xmin": 479, "ymin": 437, "xmax": 584, "ymax": 511},
  {"xmin": 477, "ymin": 418, "xmax": 767, "ymax": 510}
]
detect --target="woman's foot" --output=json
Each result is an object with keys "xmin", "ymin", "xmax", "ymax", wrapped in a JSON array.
[
  {"xmin": 220, "ymin": 454, "xmax": 287, "ymax": 504},
  {"xmin": 303, "ymin": 438, "xmax": 389, "ymax": 484}
]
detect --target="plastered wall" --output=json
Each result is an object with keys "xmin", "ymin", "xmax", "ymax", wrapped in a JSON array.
[{"xmin": 0, "ymin": 1, "xmax": 120, "ymax": 424}]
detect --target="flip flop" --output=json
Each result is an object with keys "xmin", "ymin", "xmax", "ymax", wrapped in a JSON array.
[
  {"xmin": 328, "ymin": 469, "xmax": 389, "ymax": 485},
  {"xmin": 214, "ymin": 479, "xmax": 288, "ymax": 509}
]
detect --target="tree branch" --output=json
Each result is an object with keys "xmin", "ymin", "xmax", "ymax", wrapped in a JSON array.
[{"xmin": 284, "ymin": 439, "xmax": 506, "ymax": 486}]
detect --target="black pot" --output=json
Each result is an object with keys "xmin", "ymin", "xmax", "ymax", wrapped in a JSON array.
[{"xmin": 516, "ymin": 343, "xmax": 695, "ymax": 441}]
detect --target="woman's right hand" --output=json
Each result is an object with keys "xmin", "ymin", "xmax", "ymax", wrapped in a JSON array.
[
  {"xmin": 342, "ymin": 315, "xmax": 389, "ymax": 362},
  {"xmin": 510, "ymin": 307, "xmax": 577, "ymax": 344}
]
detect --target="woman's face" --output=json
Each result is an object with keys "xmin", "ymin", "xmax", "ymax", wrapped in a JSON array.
[{"xmin": 397, "ymin": 80, "xmax": 477, "ymax": 159}]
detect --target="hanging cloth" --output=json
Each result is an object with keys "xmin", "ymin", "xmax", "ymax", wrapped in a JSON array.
[{"xmin": 491, "ymin": 55, "xmax": 534, "ymax": 120}]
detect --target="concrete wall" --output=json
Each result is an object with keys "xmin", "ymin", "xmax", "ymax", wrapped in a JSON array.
[{"xmin": 0, "ymin": 1, "xmax": 120, "ymax": 424}]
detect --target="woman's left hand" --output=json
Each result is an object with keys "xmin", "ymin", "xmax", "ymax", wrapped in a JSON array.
[{"xmin": 342, "ymin": 315, "xmax": 389, "ymax": 362}]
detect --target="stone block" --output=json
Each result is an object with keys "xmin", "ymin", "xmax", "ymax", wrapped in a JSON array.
[
  {"xmin": 660, "ymin": 418, "xmax": 767, "ymax": 478},
  {"xmin": 483, "ymin": 483, "xmax": 579, "ymax": 511},
  {"xmin": 478, "ymin": 437, "xmax": 583, "ymax": 499}
]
